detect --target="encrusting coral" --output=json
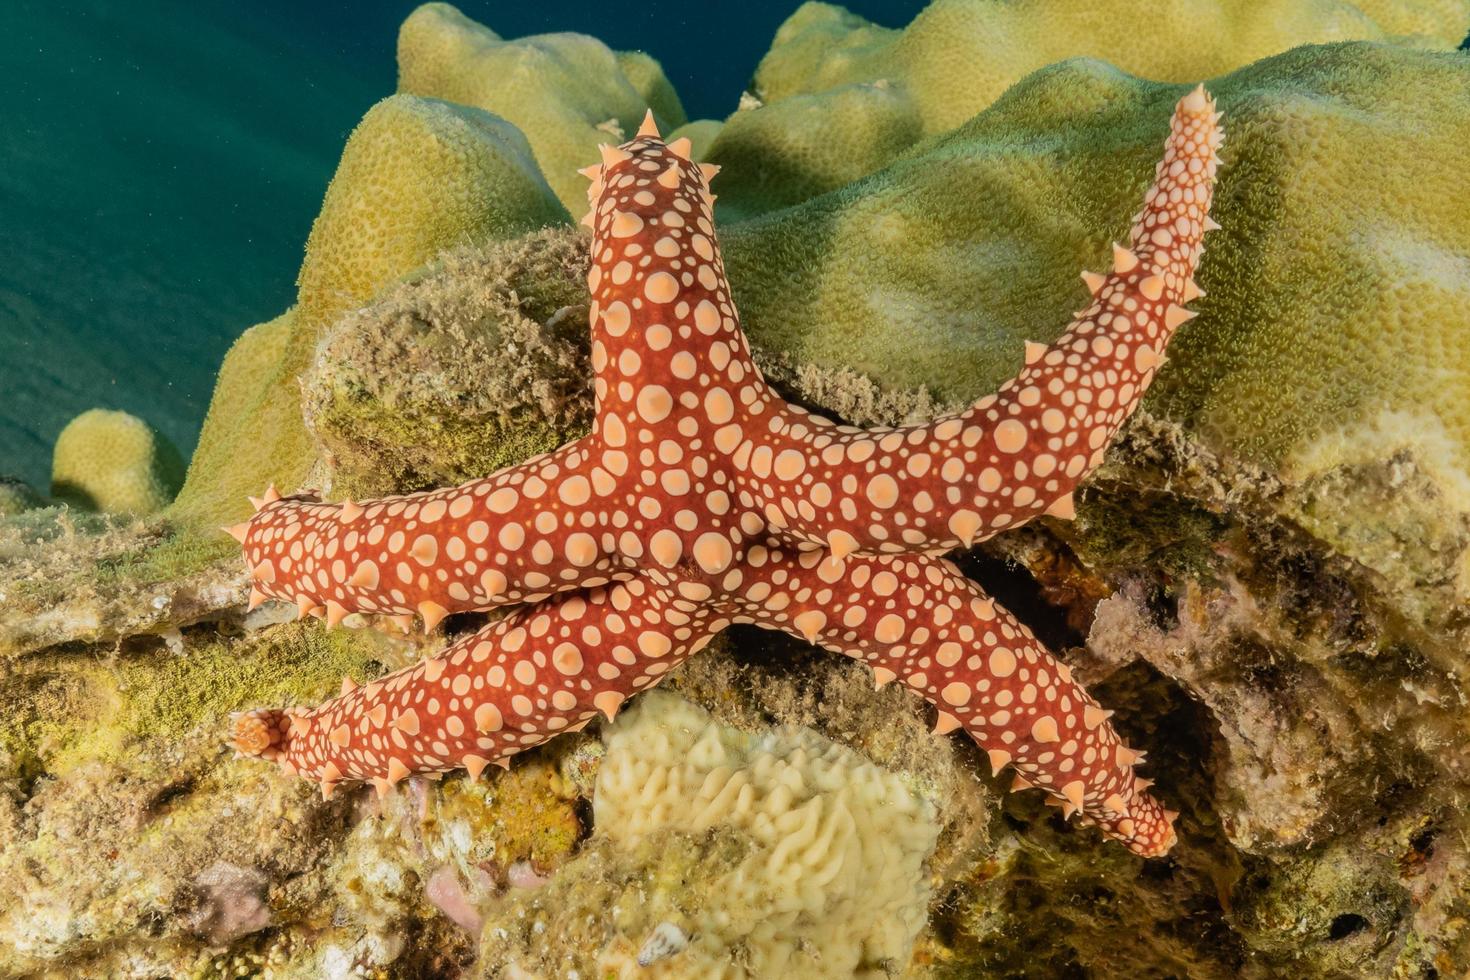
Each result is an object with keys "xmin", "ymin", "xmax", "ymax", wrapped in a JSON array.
[
  {"xmin": 226, "ymin": 93, "xmax": 1222, "ymax": 857},
  {"xmin": 49, "ymin": 408, "xmax": 185, "ymax": 516}
]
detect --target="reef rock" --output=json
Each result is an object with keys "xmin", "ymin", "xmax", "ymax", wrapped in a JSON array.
[{"xmin": 5, "ymin": 1, "xmax": 1470, "ymax": 977}]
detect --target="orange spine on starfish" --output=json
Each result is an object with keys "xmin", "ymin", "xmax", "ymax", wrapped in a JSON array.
[
  {"xmin": 232, "ymin": 577, "xmax": 723, "ymax": 797},
  {"xmin": 229, "ymin": 99, "xmax": 1222, "ymax": 857}
]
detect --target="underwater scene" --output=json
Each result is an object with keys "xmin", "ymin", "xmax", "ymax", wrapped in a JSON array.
[{"xmin": 2, "ymin": 0, "xmax": 1469, "ymax": 976}]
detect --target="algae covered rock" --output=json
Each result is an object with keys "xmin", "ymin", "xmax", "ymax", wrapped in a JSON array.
[
  {"xmin": 302, "ymin": 230, "xmax": 593, "ymax": 499},
  {"xmin": 0, "ymin": 477, "xmax": 44, "ymax": 516},
  {"xmin": 297, "ymin": 93, "xmax": 567, "ymax": 328},
  {"xmin": 398, "ymin": 2, "xmax": 687, "ymax": 214},
  {"xmin": 49, "ymin": 408, "xmax": 185, "ymax": 516}
]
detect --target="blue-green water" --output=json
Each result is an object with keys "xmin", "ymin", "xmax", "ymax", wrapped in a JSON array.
[{"xmin": 0, "ymin": 0, "xmax": 923, "ymax": 491}]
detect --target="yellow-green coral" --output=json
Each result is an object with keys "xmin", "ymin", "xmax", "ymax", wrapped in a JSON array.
[
  {"xmin": 707, "ymin": 80, "xmax": 920, "ymax": 221},
  {"xmin": 169, "ymin": 310, "xmax": 315, "ymax": 528},
  {"xmin": 667, "ymin": 118, "xmax": 723, "ymax": 162},
  {"xmin": 709, "ymin": 0, "xmax": 1470, "ymax": 219},
  {"xmin": 754, "ymin": 0, "xmax": 1467, "ymax": 133},
  {"xmin": 397, "ymin": 2, "xmax": 687, "ymax": 214},
  {"xmin": 49, "ymin": 409, "xmax": 184, "ymax": 516},
  {"xmin": 297, "ymin": 93, "xmax": 567, "ymax": 327},
  {"xmin": 717, "ymin": 44, "xmax": 1470, "ymax": 488}
]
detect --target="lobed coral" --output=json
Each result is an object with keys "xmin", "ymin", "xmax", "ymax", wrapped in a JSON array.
[
  {"xmin": 297, "ymin": 93, "xmax": 567, "ymax": 328},
  {"xmin": 708, "ymin": 0, "xmax": 1469, "ymax": 218},
  {"xmin": 397, "ymin": 2, "xmax": 688, "ymax": 215},
  {"xmin": 49, "ymin": 408, "xmax": 185, "ymax": 516}
]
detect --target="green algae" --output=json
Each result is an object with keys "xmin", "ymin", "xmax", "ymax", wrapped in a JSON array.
[{"xmin": 0, "ymin": 622, "xmax": 391, "ymax": 780}]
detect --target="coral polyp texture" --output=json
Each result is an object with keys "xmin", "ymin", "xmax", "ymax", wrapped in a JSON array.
[
  {"xmin": 50, "ymin": 408, "xmax": 185, "ymax": 516},
  {"xmin": 228, "ymin": 91, "xmax": 1221, "ymax": 857},
  {"xmin": 590, "ymin": 690, "xmax": 940, "ymax": 976},
  {"xmin": 397, "ymin": 2, "xmax": 689, "ymax": 214}
]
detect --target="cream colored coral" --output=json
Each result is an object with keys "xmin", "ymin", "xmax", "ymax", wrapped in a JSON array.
[
  {"xmin": 296, "ymin": 94, "xmax": 565, "ymax": 327},
  {"xmin": 592, "ymin": 690, "xmax": 940, "ymax": 979}
]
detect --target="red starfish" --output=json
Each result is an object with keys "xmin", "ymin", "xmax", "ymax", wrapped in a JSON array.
[{"xmin": 228, "ymin": 88, "xmax": 1222, "ymax": 856}]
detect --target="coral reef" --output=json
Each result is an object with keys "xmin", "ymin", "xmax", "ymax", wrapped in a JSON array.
[
  {"xmin": 227, "ymin": 101, "xmax": 1217, "ymax": 855},
  {"xmin": 708, "ymin": 0, "xmax": 1469, "ymax": 218},
  {"xmin": 49, "ymin": 408, "xmax": 185, "ymax": 516},
  {"xmin": 397, "ymin": 2, "xmax": 688, "ymax": 214},
  {"xmin": 296, "ymin": 93, "xmax": 567, "ymax": 328},
  {"xmin": 5, "ymin": 0, "xmax": 1470, "ymax": 976},
  {"xmin": 488, "ymin": 689, "xmax": 943, "ymax": 977}
]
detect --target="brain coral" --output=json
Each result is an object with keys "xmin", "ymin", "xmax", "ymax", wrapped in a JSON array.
[
  {"xmin": 708, "ymin": 0, "xmax": 1470, "ymax": 218},
  {"xmin": 397, "ymin": 2, "xmax": 687, "ymax": 215},
  {"xmin": 590, "ymin": 690, "xmax": 940, "ymax": 978},
  {"xmin": 296, "ymin": 93, "xmax": 566, "ymax": 328},
  {"xmin": 50, "ymin": 409, "xmax": 185, "ymax": 516}
]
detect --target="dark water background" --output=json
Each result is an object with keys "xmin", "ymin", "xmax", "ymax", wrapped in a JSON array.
[{"xmin": 0, "ymin": 0, "xmax": 924, "ymax": 490}]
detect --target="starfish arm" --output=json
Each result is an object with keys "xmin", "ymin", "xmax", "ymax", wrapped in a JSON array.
[
  {"xmin": 749, "ymin": 86, "xmax": 1223, "ymax": 557},
  {"xmin": 236, "ymin": 437, "xmax": 635, "ymax": 627},
  {"xmin": 229, "ymin": 574, "xmax": 721, "ymax": 794},
  {"xmin": 725, "ymin": 547, "xmax": 1177, "ymax": 856}
]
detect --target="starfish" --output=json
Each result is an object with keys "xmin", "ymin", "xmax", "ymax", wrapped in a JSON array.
[{"xmin": 228, "ymin": 88, "xmax": 1222, "ymax": 857}]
